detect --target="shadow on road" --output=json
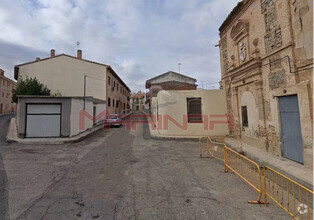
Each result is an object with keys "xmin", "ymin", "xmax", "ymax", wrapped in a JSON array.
[{"xmin": 0, "ymin": 114, "xmax": 13, "ymax": 220}]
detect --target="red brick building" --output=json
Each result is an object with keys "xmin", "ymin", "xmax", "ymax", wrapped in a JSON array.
[
  {"xmin": 0, "ymin": 69, "xmax": 17, "ymax": 114},
  {"xmin": 145, "ymin": 71, "xmax": 197, "ymax": 108}
]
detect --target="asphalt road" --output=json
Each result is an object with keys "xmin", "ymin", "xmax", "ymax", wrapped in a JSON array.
[
  {"xmin": 0, "ymin": 113, "xmax": 289, "ymax": 219},
  {"xmin": 0, "ymin": 114, "xmax": 14, "ymax": 220}
]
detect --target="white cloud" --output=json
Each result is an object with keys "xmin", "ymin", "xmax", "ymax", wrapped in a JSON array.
[{"xmin": 0, "ymin": 0, "xmax": 240, "ymax": 91}]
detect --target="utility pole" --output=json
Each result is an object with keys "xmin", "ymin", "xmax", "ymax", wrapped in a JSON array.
[{"xmin": 83, "ymin": 75, "xmax": 87, "ymax": 110}]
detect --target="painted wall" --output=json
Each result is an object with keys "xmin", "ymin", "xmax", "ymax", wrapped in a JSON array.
[
  {"xmin": 17, "ymin": 55, "xmax": 107, "ymax": 101},
  {"xmin": 0, "ymin": 71, "xmax": 17, "ymax": 114},
  {"xmin": 70, "ymin": 98, "xmax": 93, "ymax": 137},
  {"xmin": 151, "ymin": 90, "xmax": 229, "ymax": 137},
  {"xmin": 131, "ymin": 97, "xmax": 145, "ymax": 111},
  {"xmin": 17, "ymin": 97, "xmax": 101, "ymax": 138}
]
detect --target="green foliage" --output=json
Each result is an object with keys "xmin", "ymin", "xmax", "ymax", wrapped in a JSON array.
[
  {"xmin": 51, "ymin": 90, "xmax": 62, "ymax": 97},
  {"xmin": 12, "ymin": 77, "xmax": 51, "ymax": 103}
]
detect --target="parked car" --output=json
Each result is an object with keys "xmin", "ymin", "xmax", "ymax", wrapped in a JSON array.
[{"xmin": 105, "ymin": 114, "xmax": 123, "ymax": 127}]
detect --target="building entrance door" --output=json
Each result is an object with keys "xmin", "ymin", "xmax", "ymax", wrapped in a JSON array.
[{"xmin": 279, "ymin": 95, "xmax": 303, "ymax": 164}]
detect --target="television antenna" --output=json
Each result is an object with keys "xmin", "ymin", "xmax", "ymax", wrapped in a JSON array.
[{"xmin": 178, "ymin": 63, "xmax": 182, "ymax": 74}]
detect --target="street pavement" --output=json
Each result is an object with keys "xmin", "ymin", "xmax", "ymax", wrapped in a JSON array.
[
  {"xmin": 0, "ymin": 113, "xmax": 289, "ymax": 219},
  {"xmin": 0, "ymin": 114, "xmax": 14, "ymax": 220}
]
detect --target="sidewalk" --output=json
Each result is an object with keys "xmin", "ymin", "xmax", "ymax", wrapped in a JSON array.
[
  {"xmin": 144, "ymin": 113, "xmax": 313, "ymax": 190},
  {"xmin": 6, "ymin": 118, "xmax": 104, "ymax": 145},
  {"xmin": 224, "ymin": 137, "xmax": 313, "ymax": 190}
]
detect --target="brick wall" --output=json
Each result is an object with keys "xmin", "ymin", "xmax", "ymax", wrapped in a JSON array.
[{"xmin": 149, "ymin": 81, "xmax": 197, "ymax": 97}]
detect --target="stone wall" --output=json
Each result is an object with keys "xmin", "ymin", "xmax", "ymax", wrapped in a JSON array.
[
  {"xmin": 219, "ymin": 0, "xmax": 313, "ymax": 167},
  {"xmin": 221, "ymin": 36, "xmax": 229, "ymax": 74},
  {"xmin": 261, "ymin": 0, "xmax": 276, "ymax": 13},
  {"xmin": 264, "ymin": 28, "xmax": 282, "ymax": 53},
  {"xmin": 269, "ymin": 69, "xmax": 286, "ymax": 89}
]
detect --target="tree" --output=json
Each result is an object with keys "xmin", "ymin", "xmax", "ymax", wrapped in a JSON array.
[{"xmin": 12, "ymin": 77, "xmax": 51, "ymax": 103}]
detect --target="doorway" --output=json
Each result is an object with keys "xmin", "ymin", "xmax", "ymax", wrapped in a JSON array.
[{"xmin": 279, "ymin": 95, "xmax": 303, "ymax": 164}]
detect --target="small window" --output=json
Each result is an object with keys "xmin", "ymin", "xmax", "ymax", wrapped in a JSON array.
[
  {"xmin": 108, "ymin": 76, "xmax": 110, "ymax": 85},
  {"xmin": 187, "ymin": 98, "xmax": 202, "ymax": 123},
  {"xmin": 241, "ymin": 106, "xmax": 248, "ymax": 127},
  {"xmin": 108, "ymin": 97, "xmax": 111, "ymax": 107},
  {"xmin": 116, "ymin": 100, "xmax": 119, "ymax": 108}
]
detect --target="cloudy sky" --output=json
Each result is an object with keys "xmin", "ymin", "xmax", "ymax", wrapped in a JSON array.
[{"xmin": 0, "ymin": 0, "xmax": 239, "ymax": 92}]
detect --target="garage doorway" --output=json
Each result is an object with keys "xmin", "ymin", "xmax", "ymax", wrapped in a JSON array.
[{"xmin": 26, "ymin": 104, "xmax": 61, "ymax": 138}]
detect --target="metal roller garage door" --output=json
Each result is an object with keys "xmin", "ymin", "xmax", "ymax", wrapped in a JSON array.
[{"xmin": 26, "ymin": 104, "xmax": 61, "ymax": 138}]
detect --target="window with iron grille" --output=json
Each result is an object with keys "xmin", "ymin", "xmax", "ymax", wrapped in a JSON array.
[
  {"xmin": 241, "ymin": 106, "xmax": 248, "ymax": 127},
  {"xmin": 187, "ymin": 98, "xmax": 202, "ymax": 123}
]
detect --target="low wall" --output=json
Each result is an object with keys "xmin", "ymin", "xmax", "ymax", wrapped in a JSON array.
[{"xmin": 151, "ymin": 89, "xmax": 229, "ymax": 137}]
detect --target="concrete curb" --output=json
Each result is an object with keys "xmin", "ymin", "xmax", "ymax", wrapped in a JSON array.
[
  {"xmin": 142, "ymin": 112, "xmax": 204, "ymax": 142},
  {"xmin": 6, "ymin": 118, "xmax": 104, "ymax": 145},
  {"xmin": 149, "ymin": 135, "xmax": 199, "ymax": 142}
]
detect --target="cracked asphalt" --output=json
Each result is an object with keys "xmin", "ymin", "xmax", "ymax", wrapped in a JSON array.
[
  {"xmin": 0, "ymin": 114, "xmax": 13, "ymax": 220},
  {"xmin": 0, "ymin": 113, "xmax": 289, "ymax": 219}
]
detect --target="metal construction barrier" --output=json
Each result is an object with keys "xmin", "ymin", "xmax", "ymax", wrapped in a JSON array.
[
  {"xmin": 199, "ymin": 137, "xmax": 314, "ymax": 218},
  {"xmin": 263, "ymin": 166, "xmax": 313, "ymax": 220},
  {"xmin": 199, "ymin": 137, "xmax": 225, "ymax": 162},
  {"xmin": 224, "ymin": 146, "xmax": 264, "ymax": 204}
]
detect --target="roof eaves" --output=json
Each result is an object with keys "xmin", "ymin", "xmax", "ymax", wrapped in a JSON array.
[
  {"xmin": 219, "ymin": 0, "xmax": 245, "ymax": 33},
  {"xmin": 146, "ymin": 71, "xmax": 197, "ymax": 84},
  {"xmin": 107, "ymin": 66, "xmax": 131, "ymax": 92}
]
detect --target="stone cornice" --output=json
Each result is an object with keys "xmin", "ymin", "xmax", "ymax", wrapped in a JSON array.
[{"xmin": 222, "ymin": 58, "xmax": 262, "ymax": 80}]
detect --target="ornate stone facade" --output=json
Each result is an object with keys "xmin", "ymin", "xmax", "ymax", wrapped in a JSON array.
[
  {"xmin": 221, "ymin": 36, "xmax": 229, "ymax": 73},
  {"xmin": 219, "ymin": 0, "xmax": 313, "ymax": 167}
]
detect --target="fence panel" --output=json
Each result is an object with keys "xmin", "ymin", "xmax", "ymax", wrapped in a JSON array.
[
  {"xmin": 224, "ymin": 146, "xmax": 264, "ymax": 204},
  {"xmin": 199, "ymin": 137, "xmax": 225, "ymax": 162},
  {"xmin": 264, "ymin": 166, "xmax": 313, "ymax": 220}
]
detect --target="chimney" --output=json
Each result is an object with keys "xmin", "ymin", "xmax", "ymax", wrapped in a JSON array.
[
  {"xmin": 77, "ymin": 49, "xmax": 82, "ymax": 59},
  {"xmin": 35, "ymin": 57, "xmax": 40, "ymax": 61},
  {"xmin": 50, "ymin": 49, "xmax": 55, "ymax": 57}
]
